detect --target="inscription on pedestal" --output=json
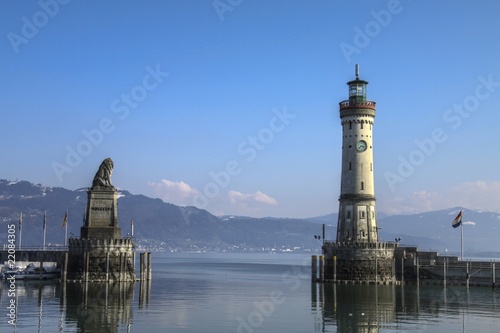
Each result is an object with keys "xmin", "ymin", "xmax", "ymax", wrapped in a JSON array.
[
  {"xmin": 87, "ymin": 191, "xmax": 116, "ymax": 228},
  {"xmin": 81, "ymin": 188, "xmax": 121, "ymax": 239}
]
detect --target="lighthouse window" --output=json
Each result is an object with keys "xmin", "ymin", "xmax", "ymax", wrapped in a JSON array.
[
  {"xmin": 347, "ymin": 211, "xmax": 351, "ymax": 219},
  {"xmin": 370, "ymin": 163, "xmax": 372, "ymax": 171},
  {"xmin": 349, "ymin": 162, "xmax": 351, "ymax": 170},
  {"xmin": 361, "ymin": 182, "xmax": 364, "ymax": 190},
  {"xmin": 360, "ymin": 122, "xmax": 363, "ymax": 129},
  {"xmin": 349, "ymin": 121, "xmax": 352, "ymax": 129}
]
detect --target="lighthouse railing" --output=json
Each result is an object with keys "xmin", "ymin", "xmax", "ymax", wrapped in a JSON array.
[{"xmin": 339, "ymin": 100, "xmax": 376, "ymax": 110}]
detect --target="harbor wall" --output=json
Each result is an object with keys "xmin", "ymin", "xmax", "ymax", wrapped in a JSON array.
[
  {"xmin": 317, "ymin": 244, "xmax": 499, "ymax": 287},
  {"xmin": 395, "ymin": 246, "xmax": 499, "ymax": 287}
]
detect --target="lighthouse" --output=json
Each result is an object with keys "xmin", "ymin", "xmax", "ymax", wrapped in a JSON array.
[
  {"xmin": 337, "ymin": 64, "xmax": 378, "ymax": 243},
  {"xmin": 321, "ymin": 65, "xmax": 396, "ymax": 283}
]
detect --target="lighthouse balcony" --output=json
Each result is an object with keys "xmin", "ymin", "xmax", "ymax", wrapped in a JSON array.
[{"xmin": 339, "ymin": 100, "xmax": 376, "ymax": 110}]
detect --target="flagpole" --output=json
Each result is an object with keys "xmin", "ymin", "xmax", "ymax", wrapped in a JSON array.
[
  {"xmin": 19, "ymin": 212, "xmax": 23, "ymax": 250},
  {"xmin": 65, "ymin": 210, "xmax": 68, "ymax": 247},
  {"xmin": 43, "ymin": 210, "xmax": 47, "ymax": 250},
  {"xmin": 461, "ymin": 211, "xmax": 464, "ymax": 261}
]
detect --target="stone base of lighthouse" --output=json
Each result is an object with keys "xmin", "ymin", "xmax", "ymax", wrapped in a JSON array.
[
  {"xmin": 322, "ymin": 242, "xmax": 396, "ymax": 283},
  {"xmin": 67, "ymin": 238, "xmax": 136, "ymax": 282}
]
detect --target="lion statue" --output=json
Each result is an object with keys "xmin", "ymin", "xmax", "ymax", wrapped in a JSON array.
[{"xmin": 92, "ymin": 158, "xmax": 114, "ymax": 188}]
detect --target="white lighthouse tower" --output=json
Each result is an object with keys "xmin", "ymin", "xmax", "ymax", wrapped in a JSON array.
[
  {"xmin": 337, "ymin": 64, "xmax": 378, "ymax": 243},
  {"xmin": 322, "ymin": 65, "xmax": 395, "ymax": 283}
]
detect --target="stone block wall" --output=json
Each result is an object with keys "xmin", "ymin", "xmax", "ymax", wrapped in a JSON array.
[
  {"xmin": 323, "ymin": 242, "xmax": 396, "ymax": 282},
  {"xmin": 68, "ymin": 238, "xmax": 135, "ymax": 282}
]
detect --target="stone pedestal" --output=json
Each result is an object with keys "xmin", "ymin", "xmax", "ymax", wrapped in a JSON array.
[
  {"xmin": 68, "ymin": 238, "xmax": 135, "ymax": 281},
  {"xmin": 81, "ymin": 187, "xmax": 121, "ymax": 239},
  {"xmin": 322, "ymin": 242, "xmax": 396, "ymax": 282}
]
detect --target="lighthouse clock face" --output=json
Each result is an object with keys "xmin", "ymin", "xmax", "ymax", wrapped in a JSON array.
[{"xmin": 356, "ymin": 140, "xmax": 367, "ymax": 152}]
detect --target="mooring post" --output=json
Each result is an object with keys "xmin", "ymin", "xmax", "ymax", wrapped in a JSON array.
[
  {"xmin": 333, "ymin": 255, "xmax": 337, "ymax": 284},
  {"xmin": 319, "ymin": 255, "xmax": 324, "ymax": 282},
  {"xmin": 492, "ymin": 262, "xmax": 496, "ymax": 289},
  {"xmin": 401, "ymin": 254, "xmax": 405, "ymax": 286},
  {"xmin": 466, "ymin": 261, "xmax": 470, "ymax": 288},
  {"xmin": 392, "ymin": 258, "xmax": 395, "ymax": 283},
  {"xmin": 62, "ymin": 252, "xmax": 68, "ymax": 282},
  {"xmin": 84, "ymin": 252, "xmax": 90, "ymax": 282},
  {"xmin": 121, "ymin": 252, "xmax": 126, "ymax": 282},
  {"xmin": 311, "ymin": 255, "xmax": 318, "ymax": 283},
  {"xmin": 147, "ymin": 252, "xmax": 152, "ymax": 281},
  {"xmin": 39, "ymin": 254, "xmax": 44, "ymax": 280},
  {"xmin": 118, "ymin": 253, "xmax": 122, "ymax": 282},
  {"xmin": 139, "ymin": 252, "xmax": 145, "ymax": 281},
  {"xmin": 106, "ymin": 252, "xmax": 110, "ymax": 282},
  {"xmin": 133, "ymin": 248, "xmax": 136, "ymax": 272},
  {"xmin": 443, "ymin": 259, "xmax": 447, "ymax": 287},
  {"xmin": 416, "ymin": 257, "xmax": 420, "ymax": 287},
  {"xmin": 142, "ymin": 252, "xmax": 146, "ymax": 281}
]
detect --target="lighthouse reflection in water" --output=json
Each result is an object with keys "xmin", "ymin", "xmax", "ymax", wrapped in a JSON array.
[{"xmin": 312, "ymin": 282, "xmax": 500, "ymax": 332}]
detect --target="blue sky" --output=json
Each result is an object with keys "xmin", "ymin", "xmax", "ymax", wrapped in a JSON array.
[{"xmin": 2, "ymin": 0, "xmax": 500, "ymax": 218}]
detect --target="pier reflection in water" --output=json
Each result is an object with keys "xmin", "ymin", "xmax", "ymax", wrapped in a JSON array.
[
  {"xmin": 3, "ymin": 280, "xmax": 150, "ymax": 333},
  {"xmin": 63, "ymin": 282, "xmax": 137, "ymax": 333},
  {"xmin": 312, "ymin": 283, "xmax": 500, "ymax": 332}
]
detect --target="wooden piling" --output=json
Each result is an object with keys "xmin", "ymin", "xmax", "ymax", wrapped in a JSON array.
[
  {"xmin": 106, "ymin": 252, "xmax": 110, "ymax": 282},
  {"xmin": 443, "ymin": 259, "xmax": 447, "ymax": 287},
  {"xmin": 120, "ymin": 252, "xmax": 125, "ymax": 282},
  {"xmin": 391, "ymin": 257, "xmax": 395, "ymax": 282},
  {"xmin": 416, "ymin": 257, "xmax": 419, "ymax": 287},
  {"xmin": 139, "ymin": 252, "xmax": 145, "ymax": 281},
  {"xmin": 493, "ymin": 262, "xmax": 496, "ymax": 289},
  {"xmin": 61, "ymin": 252, "xmax": 68, "ymax": 282},
  {"xmin": 319, "ymin": 255, "xmax": 324, "ymax": 282},
  {"xmin": 133, "ymin": 251, "xmax": 136, "ymax": 272},
  {"xmin": 466, "ymin": 261, "xmax": 470, "ymax": 289},
  {"xmin": 147, "ymin": 252, "xmax": 152, "ymax": 281},
  {"xmin": 401, "ymin": 255, "xmax": 404, "ymax": 286},
  {"xmin": 333, "ymin": 256, "xmax": 337, "ymax": 284},
  {"xmin": 84, "ymin": 252, "xmax": 90, "ymax": 282},
  {"xmin": 311, "ymin": 255, "xmax": 318, "ymax": 283}
]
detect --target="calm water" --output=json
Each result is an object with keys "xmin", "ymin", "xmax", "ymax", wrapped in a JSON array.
[{"xmin": 1, "ymin": 252, "xmax": 499, "ymax": 332}]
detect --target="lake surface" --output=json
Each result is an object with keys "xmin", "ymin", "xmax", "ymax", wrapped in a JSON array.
[{"xmin": 1, "ymin": 252, "xmax": 500, "ymax": 332}]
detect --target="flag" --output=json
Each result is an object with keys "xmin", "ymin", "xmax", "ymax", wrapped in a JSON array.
[
  {"xmin": 452, "ymin": 210, "xmax": 462, "ymax": 228},
  {"xmin": 19, "ymin": 212, "xmax": 23, "ymax": 231},
  {"xmin": 62, "ymin": 210, "xmax": 68, "ymax": 229},
  {"xmin": 43, "ymin": 211, "xmax": 47, "ymax": 230}
]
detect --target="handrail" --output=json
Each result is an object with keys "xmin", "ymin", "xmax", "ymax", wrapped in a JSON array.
[{"xmin": 339, "ymin": 100, "xmax": 376, "ymax": 110}]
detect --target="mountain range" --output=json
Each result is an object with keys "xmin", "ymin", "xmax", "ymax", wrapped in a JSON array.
[{"xmin": 1, "ymin": 179, "xmax": 499, "ymax": 255}]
